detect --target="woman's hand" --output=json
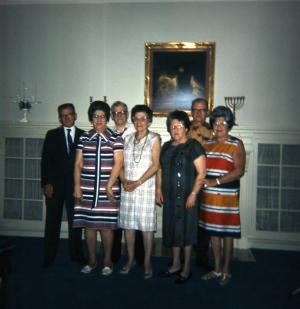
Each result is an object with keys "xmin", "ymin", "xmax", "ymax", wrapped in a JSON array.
[
  {"xmin": 124, "ymin": 180, "xmax": 140, "ymax": 192},
  {"xmin": 155, "ymin": 189, "xmax": 164, "ymax": 207},
  {"xmin": 106, "ymin": 185, "xmax": 115, "ymax": 202},
  {"xmin": 73, "ymin": 186, "xmax": 82, "ymax": 201},
  {"xmin": 200, "ymin": 178, "xmax": 217, "ymax": 188},
  {"xmin": 185, "ymin": 193, "xmax": 197, "ymax": 208}
]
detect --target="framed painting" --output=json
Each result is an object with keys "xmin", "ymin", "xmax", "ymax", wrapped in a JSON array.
[{"xmin": 145, "ymin": 41, "xmax": 215, "ymax": 116}]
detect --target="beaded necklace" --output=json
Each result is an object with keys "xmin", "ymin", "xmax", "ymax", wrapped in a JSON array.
[{"xmin": 133, "ymin": 134, "xmax": 148, "ymax": 163}]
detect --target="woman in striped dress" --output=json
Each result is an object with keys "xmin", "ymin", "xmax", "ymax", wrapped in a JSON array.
[
  {"xmin": 200, "ymin": 106, "xmax": 246, "ymax": 285},
  {"xmin": 73, "ymin": 101, "xmax": 123, "ymax": 276}
]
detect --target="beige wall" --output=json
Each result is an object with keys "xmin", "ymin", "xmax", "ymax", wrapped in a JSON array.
[{"xmin": 1, "ymin": 1, "xmax": 300, "ymax": 131}]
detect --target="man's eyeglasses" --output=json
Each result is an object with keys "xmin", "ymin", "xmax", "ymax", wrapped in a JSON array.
[{"xmin": 112, "ymin": 111, "xmax": 128, "ymax": 117}]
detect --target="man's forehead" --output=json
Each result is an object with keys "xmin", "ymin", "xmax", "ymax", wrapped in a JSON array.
[
  {"xmin": 113, "ymin": 106, "xmax": 126, "ymax": 111},
  {"xmin": 60, "ymin": 108, "xmax": 74, "ymax": 115},
  {"xmin": 193, "ymin": 101, "xmax": 207, "ymax": 108}
]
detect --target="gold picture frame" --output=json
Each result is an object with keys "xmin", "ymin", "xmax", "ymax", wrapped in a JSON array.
[{"xmin": 145, "ymin": 41, "xmax": 215, "ymax": 116}]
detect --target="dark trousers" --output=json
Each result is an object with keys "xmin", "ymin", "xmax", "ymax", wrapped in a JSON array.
[
  {"xmin": 112, "ymin": 229, "xmax": 144, "ymax": 264},
  {"xmin": 43, "ymin": 189, "xmax": 84, "ymax": 265},
  {"xmin": 195, "ymin": 227, "xmax": 211, "ymax": 264}
]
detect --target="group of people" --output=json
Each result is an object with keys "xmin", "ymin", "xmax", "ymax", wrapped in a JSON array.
[{"xmin": 41, "ymin": 97, "xmax": 246, "ymax": 286}]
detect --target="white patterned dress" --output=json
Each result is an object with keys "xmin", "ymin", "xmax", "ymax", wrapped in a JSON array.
[{"xmin": 119, "ymin": 131, "xmax": 160, "ymax": 232}]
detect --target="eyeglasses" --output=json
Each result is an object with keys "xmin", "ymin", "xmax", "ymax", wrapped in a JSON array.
[
  {"xmin": 133, "ymin": 116, "xmax": 148, "ymax": 123},
  {"xmin": 93, "ymin": 114, "xmax": 106, "ymax": 120},
  {"xmin": 171, "ymin": 123, "xmax": 185, "ymax": 130},
  {"xmin": 192, "ymin": 108, "xmax": 207, "ymax": 113},
  {"xmin": 213, "ymin": 121, "xmax": 228, "ymax": 127},
  {"xmin": 112, "ymin": 111, "xmax": 127, "ymax": 117}
]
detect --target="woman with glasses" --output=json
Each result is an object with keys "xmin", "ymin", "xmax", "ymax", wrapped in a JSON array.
[
  {"xmin": 118, "ymin": 105, "xmax": 161, "ymax": 279},
  {"xmin": 73, "ymin": 101, "xmax": 123, "ymax": 276},
  {"xmin": 199, "ymin": 106, "xmax": 246, "ymax": 285},
  {"xmin": 156, "ymin": 110, "xmax": 206, "ymax": 284}
]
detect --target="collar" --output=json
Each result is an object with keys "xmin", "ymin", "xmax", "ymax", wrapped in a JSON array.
[
  {"xmin": 63, "ymin": 126, "xmax": 75, "ymax": 133},
  {"xmin": 87, "ymin": 128, "xmax": 112, "ymax": 142}
]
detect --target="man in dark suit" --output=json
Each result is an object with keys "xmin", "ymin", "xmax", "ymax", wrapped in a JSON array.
[{"xmin": 41, "ymin": 103, "xmax": 85, "ymax": 268}]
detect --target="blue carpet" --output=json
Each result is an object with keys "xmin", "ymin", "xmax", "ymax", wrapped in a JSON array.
[{"xmin": 3, "ymin": 236, "xmax": 300, "ymax": 309}]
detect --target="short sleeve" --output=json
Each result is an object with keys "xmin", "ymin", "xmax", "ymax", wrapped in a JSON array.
[
  {"xmin": 76, "ymin": 134, "xmax": 85, "ymax": 150},
  {"xmin": 113, "ymin": 134, "xmax": 124, "ymax": 153},
  {"xmin": 189, "ymin": 139, "xmax": 206, "ymax": 161},
  {"xmin": 150, "ymin": 132, "xmax": 161, "ymax": 148}
]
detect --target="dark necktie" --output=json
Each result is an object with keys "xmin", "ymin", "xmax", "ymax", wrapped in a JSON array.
[{"xmin": 67, "ymin": 129, "xmax": 73, "ymax": 153}]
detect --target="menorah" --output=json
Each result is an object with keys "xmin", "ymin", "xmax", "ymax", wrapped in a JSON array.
[
  {"xmin": 224, "ymin": 96, "xmax": 245, "ymax": 125},
  {"xmin": 89, "ymin": 96, "xmax": 107, "ymax": 103}
]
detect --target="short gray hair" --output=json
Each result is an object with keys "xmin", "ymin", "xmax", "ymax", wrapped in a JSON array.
[{"xmin": 111, "ymin": 101, "xmax": 128, "ymax": 113}]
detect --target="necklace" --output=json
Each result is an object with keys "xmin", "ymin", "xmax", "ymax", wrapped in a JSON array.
[{"xmin": 133, "ymin": 134, "xmax": 148, "ymax": 163}]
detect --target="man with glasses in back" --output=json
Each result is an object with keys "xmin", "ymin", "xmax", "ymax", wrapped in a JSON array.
[
  {"xmin": 188, "ymin": 98, "xmax": 213, "ymax": 271},
  {"xmin": 41, "ymin": 103, "xmax": 85, "ymax": 268},
  {"xmin": 110, "ymin": 101, "xmax": 144, "ymax": 265}
]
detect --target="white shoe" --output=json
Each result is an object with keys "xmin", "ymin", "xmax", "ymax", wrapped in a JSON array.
[
  {"xmin": 201, "ymin": 270, "xmax": 222, "ymax": 280},
  {"xmin": 81, "ymin": 263, "xmax": 97, "ymax": 274},
  {"xmin": 102, "ymin": 266, "xmax": 113, "ymax": 276}
]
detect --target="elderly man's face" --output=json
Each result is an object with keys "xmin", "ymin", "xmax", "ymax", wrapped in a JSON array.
[
  {"xmin": 112, "ymin": 105, "xmax": 128, "ymax": 127},
  {"xmin": 59, "ymin": 107, "xmax": 76, "ymax": 128},
  {"xmin": 191, "ymin": 101, "xmax": 208, "ymax": 126}
]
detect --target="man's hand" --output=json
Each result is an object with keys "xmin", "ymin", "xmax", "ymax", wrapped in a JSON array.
[{"xmin": 43, "ymin": 184, "xmax": 53, "ymax": 198}]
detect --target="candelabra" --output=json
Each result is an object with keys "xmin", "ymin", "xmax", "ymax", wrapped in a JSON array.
[
  {"xmin": 89, "ymin": 96, "xmax": 108, "ymax": 104},
  {"xmin": 11, "ymin": 85, "xmax": 41, "ymax": 122},
  {"xmin": 224, "ymin": 96, "xmax": 245, "ymax": 125}
]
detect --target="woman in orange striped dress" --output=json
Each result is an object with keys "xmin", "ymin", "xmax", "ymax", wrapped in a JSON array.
[{"xmin": 199, "ymin": 106, "xmax": 246, "ymax": 285}]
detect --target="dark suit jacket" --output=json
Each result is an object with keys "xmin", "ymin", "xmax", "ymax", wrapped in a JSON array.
[{"xmin": 41, "ymin": 126, "xmax": 84, "ymax": 193}]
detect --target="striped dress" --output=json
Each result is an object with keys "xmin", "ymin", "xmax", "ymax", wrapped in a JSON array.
[
  {"xmin": 199, "ymin": 136, "xmax": 241, "ymax": 238},
  {"xmin": 73, "ymin": 129, "xmax": 123, "ymax": 230}
]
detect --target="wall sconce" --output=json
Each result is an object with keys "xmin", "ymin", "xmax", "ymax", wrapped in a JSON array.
[
  {"xmin": 11, "ymin": 84, "xmax": 41, "ymax": 122},
  {"xmin": 224, "ymin": 96, "xmax": 245, "ymax": 125}
]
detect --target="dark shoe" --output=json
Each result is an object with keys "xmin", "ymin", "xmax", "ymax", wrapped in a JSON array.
[
  {"xmin": 158, "ymin": 269, "xmax": 181, "ymax": 277},
  {"xmin": 175, "ymin": 273, "xmax": 192, "ymax": 284}
]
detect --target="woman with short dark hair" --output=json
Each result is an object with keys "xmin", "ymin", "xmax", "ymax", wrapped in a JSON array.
[
  {"xmin": 200, "ymin": 106, "xmax": 246, "ymax": 285},
  {"xmin": 73, "ymin": 101, "xmax": 124, "ymax": 276},
  {"xmin": 156, "ymin": 110, "xmax": 206, "ymax": 284},
  {"xmin": 118, "ymin": 104, "xmax": 160, "ymax": 279}
]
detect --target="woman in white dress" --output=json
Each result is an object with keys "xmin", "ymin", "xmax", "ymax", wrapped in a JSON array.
[{"xmin": 119, "ymin": 105, "xmax": 161, "ymax": 279}]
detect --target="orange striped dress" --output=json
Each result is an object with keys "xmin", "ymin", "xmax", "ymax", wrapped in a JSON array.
[{"xmin": 199, "ymin": 136, "xmax": 241, "ymax": 238}]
